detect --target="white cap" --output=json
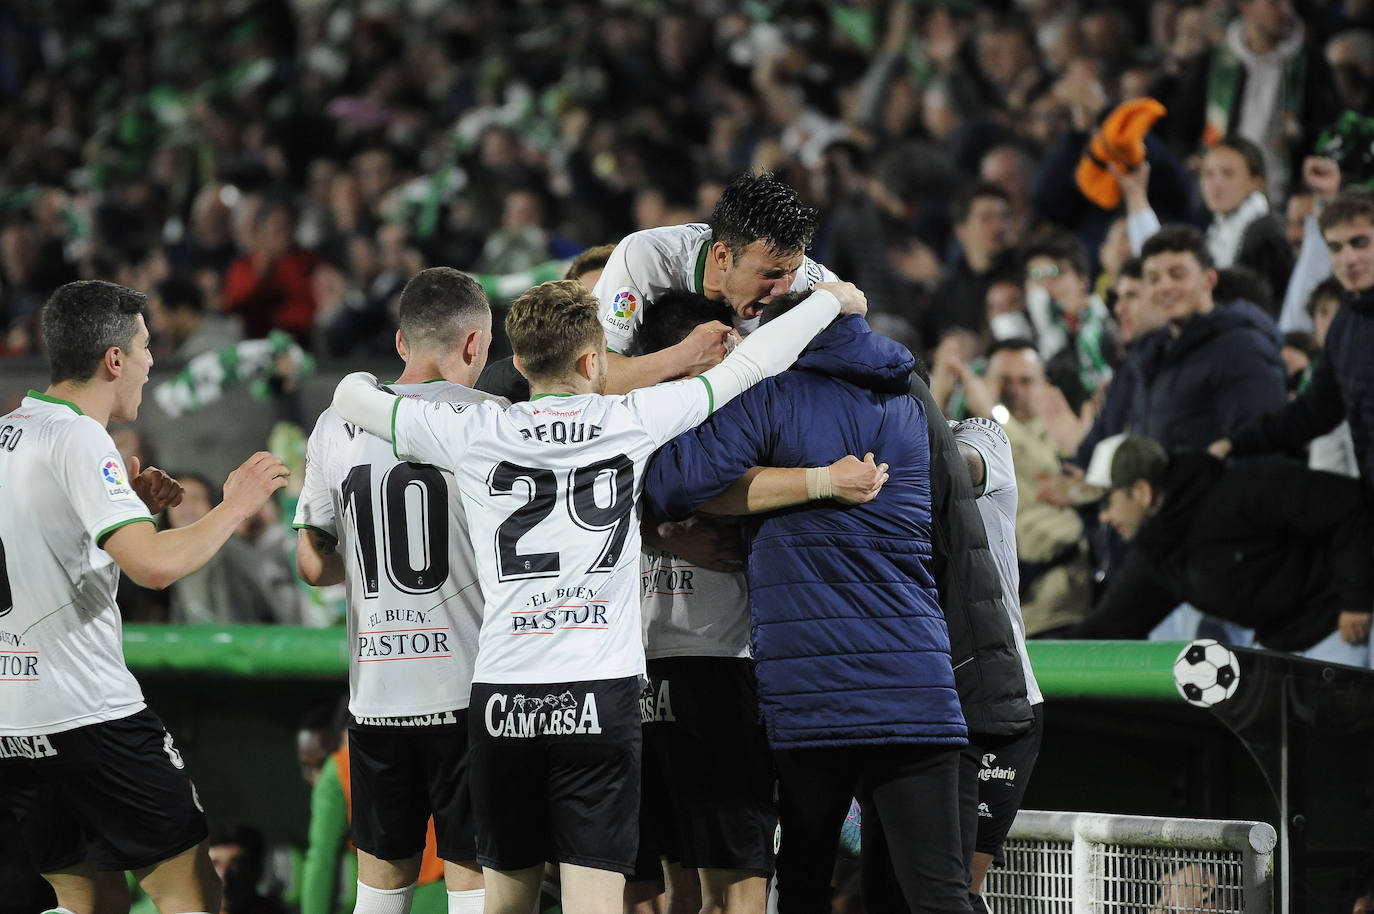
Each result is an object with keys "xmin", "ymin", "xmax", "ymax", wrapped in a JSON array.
[{"xmin": 1084, "ymin": 432, "xmax": 1129, "ymax": 489}]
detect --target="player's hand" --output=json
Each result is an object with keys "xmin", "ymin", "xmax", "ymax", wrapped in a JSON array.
[
  {"xmin": 674, "ymin": 321, "xmax": 735, "ymax": 377},
  {"xmin": 1207, "ymin": 438, "xmax": 1232, "ymax": 460},
  {"xmin": 1339, "ymin": 611, "xmax": 1371, "ymax": 645},
  {"xmin": 653, "ymin": 515, "xmax": 744, "ymax": 573},
  {"xmin": 814, "ymin": 281, "xmax": 868, "ymax": 317},
  {"xmin": 128, "ymin": 456, "xmax": 185, "ymax": 513},
  {"xmin": 222, "ymin": 451, "xmax": 290, "ymax": 520},
  {"xmin": 1302, "ymin": 156, "xmax": 1341, "ymax": 202},
  {"xmin": 829, "ymin": 453, "xmax": 889, "ymax": 505}
]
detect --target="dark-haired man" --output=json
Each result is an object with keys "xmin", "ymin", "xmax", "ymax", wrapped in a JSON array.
[
  {"xmin": 594, "ymin": 171, "xmax": 838, "ymax": 394},
  {"xmin": 149, "ymin": 275, "xmax": 242, "ymax": 361},
  {"xmin": 294, "ymin": 267, "xmax": 501, "ymax": 914},
  {"xmin": 1129, "ymin": 224, "xmax": 1286, "ymax": 449},
  {"xmin": 330, "ymin": 278, "xmax": 866, "ymax": 914},
  {"xmin": 926, "ymin": 183, "xmax": 1014, "ymax": 345},
  {"xmin": 0, "ymin": 280, "xmax": 289, "ymax": 914},
  {"xmin": 1216, "ymin": 190, "xmax": 1374, "ymax": 494}
]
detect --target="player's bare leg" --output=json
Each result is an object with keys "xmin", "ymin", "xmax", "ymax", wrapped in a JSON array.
[
  {"xmin": 698, "ymin": 869, "xmax": 767, "ymax": 914},
  {"xmin": 445, "ymin": 860, "xmax": 484, "ymax": 913},
  {"xmin": 661, "ymin": 861, "xmax": 700, "ymax": 914},
  {"xmin": 559, "ymin": 863, "xmax": 626, "ymax": 914},
  {"xmin": 623, "ymin": 878, "xmax": 664, "ymax": 913},
  {"xmin": 482, "ymin": 864, "xmax": 542, "ymax": 914},
  {"xmin": 130, "ymin": 841, "xmax": 221, "ymax": 914},
  {"xmin": 358, "ymin": 850, "xmax": 422, "ymax": 890},
  {"xmin": 42, "ymin": 864, "xmax": 130, "ymax": 914}
]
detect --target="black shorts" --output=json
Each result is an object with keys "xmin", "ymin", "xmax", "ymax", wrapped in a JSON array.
[
  {"xmin": 469, "ymin": 676, "xmax": 641, "ymax": 874},
  {"xmin": 644, "ymin": 656, "xmax": 776, "ymax": 874},
  {"xmin": 0, "ymin": 708, "xmax": 208, "ymax": 873},
  {"xmin": 969, "ymin": 702, "xmax": 1044, "ymax": 862},
  {"xmin": 348, "ymin": 709, "xmax": 476, "ymax": 863}
]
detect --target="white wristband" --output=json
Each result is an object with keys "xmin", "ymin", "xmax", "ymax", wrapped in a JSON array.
[{"xmin": 806, "ymin": 466, "xmax": 832, "ymax": 500}]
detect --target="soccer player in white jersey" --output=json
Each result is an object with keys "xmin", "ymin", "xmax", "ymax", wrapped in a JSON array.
[
  {"xmin": 595, "ymin": 171, "xmax": 838, "ymax": 393},
  {"xmin": 0, "ymin": 280, "xmax": 288, "ymax": 914},
  {"xmin": 949, "ymin": 417, "xmax": 1044, "ymax": 914},
  {"xmin": 293, "ymin": 268, "xmax": 504, "ymax": 914},
  {"xmin": 330, "ymin": 277, "xmax": 866, "ymax": 914}
]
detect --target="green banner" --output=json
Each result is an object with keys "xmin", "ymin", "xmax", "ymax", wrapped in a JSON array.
[{"xmin": 123, "ymin": 627, "xmax": 1188, "ymax": 701}]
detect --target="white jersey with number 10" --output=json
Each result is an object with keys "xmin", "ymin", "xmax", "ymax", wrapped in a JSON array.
[
  {"xmin": 294, "ymin": 382, "xmax": 505, "ymax": 719},
  {"xmin": 391, "ymin": 378, "xmax": 712, "ymax": 685}
]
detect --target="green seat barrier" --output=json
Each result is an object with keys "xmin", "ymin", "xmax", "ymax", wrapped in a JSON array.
[{"xmin": 122, "ymin": 627, "xmax": 1188, "ymax": 701}]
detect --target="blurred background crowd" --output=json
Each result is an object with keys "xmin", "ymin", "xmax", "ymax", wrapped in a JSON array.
[{"xmin": 2, "ymin": 0, "xmax": 1374, "ymax": 629}]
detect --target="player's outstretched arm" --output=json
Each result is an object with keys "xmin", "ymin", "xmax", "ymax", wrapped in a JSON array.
[
  {"xmin": 700, "ymin": 454, "xmax": 890, "ymax": 515},
  {"xmin": 698, "ymin": 283, "xmax": 865, "ymax": 410},
  {"xmin": 332, "ymin": 372, "xmax": 399, "ymax": 441},
  {"xmin": 104, "ymin": 451, "xmax": 290, "ymax": 590}
]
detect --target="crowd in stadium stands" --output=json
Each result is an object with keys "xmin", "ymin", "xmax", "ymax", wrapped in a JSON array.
[
  {"xmin": 6, "ymin": 2, "xmax": 1374, "ymax": 912},
  {"xmin": 4, "ymin": 0, "xmax": 1374, "ymax": 639}
]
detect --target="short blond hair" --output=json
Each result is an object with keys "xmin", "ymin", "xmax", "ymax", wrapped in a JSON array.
[
  {"xmin": 506, "ymin": 280, "xmax": 604, "ymax": 380},
  {"xmin": 565, "ymin": 244, "xmax": 617, "ymax": 282}
]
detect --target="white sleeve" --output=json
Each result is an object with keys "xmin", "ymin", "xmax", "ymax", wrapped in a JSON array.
[
  {"xmin": 594, "ymin": 238, "xmax": 650, "ymax": 355},
  {"xmin": 391, "ymin": 397, "xmax": 481, "ymax": 470},
  {"xmin": 333, "ymin": 372, "xmax": 397, "ymax": 441},
  {"xmin": 1126, "ymin": 207, "xmax": 1162, "ymax": 257},
  {"xmin": 953, "ymin": 417, "xmax": 1015, "ymax": 499},
  {"xmin": 292, "ymin": 415, "xmax": 338, "ymax": 538},
  {"xmin": 58, "ymin": 420, "xmax": 153, "ymax": 545},
  {"xmin": 1277, "ymin": 214, "xmax": 1329, "ymax": 334},
  {"xmin": 625, "ymin": 377, "xmax": 714, "ymax": 446},
  {"xmin": 697, "ymin": 288, "xmax": 842, "ymax": 409}
]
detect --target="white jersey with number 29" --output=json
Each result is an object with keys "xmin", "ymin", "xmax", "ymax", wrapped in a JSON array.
[
  {"xmin": 392, "ymin": 378, "xmax": 713, "ymax": 684},
  {"xmin": 294, "ymin": 382, "xmax": 506, "ymax": 719}
]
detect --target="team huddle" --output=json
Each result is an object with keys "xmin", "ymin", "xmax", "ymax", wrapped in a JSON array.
[{"xmin": 0, "ymin": 174, "xmax": 1040, "ymax": 914}]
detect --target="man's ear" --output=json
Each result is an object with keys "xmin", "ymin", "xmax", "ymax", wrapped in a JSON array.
[
  {"xmin": 395, "ymin": 330, "xmax": 407, "ymax": 361},
  {"xmin": 710, "ymin": 240, "xmax": 732, "ymax": 271},
  {"xmin": 103, "ymin": 346, "xmax": 123, "ymax": 379},
  {"xmin": 1133, "ymin": 478, "xmax": 1160, "ymax": 509},
  {"xmin": 512, "ymin": 355, "xmax": 530, "ymax": 380},
  {"xmin": 463, "ymin": 329, "xmax": 482, "ymax": 365},
  {"xmin": 1203, "ymin": 267, "xmax": 1218, "ymax": 291},
  {"xmin": 576, "ymin": 348, "xmax": 599, "ymax": 381}
]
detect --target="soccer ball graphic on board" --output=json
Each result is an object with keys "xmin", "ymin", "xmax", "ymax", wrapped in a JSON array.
[{"xmin": 1173, "ymin": 639, "xmax": 1241, "ymax": 708}]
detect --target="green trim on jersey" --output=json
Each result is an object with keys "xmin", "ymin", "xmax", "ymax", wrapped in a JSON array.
[
  {"xmin": 389, "ymin": 397, "xmax": 402, "ymax": 460},
  {"xmin": 96, "ymin": 516, "xmax": 154, "ymax": 547},
  {"xmin": 28, "ymin": 390, "xmax": 82, "ymax": 414},
  {"xmin": 697, "ymin": 375, "xmax": 715, "ymax": 414},
  {"xmin": 693, "ymin": 242, "xmax": 709, "ymax": 294},
  {"xmin": 530, "ymin": 392, "xmax": 576, "ymax": 400},
  {"xmin": 291, "ymin": 523, "xmax": 337, "ymax": 542},
  {"xmin": 391, "ymin": 378, "xmax": 445, "ymax": 385}
]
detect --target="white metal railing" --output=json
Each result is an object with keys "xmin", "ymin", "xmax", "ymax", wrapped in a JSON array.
[{"xmin": 984, "ymin": 810, "xmax": 1277, "ymax": 913}]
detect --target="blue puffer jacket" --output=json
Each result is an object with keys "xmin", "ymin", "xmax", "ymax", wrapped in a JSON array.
[{"xmin": 644, "ymin": 315, "xmax": 968, "ymax": 750}]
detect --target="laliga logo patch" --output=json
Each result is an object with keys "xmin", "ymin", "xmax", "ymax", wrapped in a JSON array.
[
  {"xmin": 612, "ymin": 289, "xmax": 638, "ymax": 320},
  {"xmin": 101, "ymin": 459, "xmax": 125, "ymax": 487}
]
